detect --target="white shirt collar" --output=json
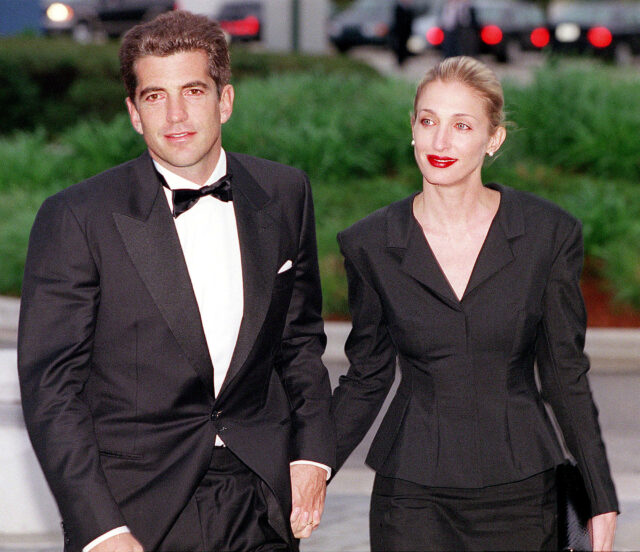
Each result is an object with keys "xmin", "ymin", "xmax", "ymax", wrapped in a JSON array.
[{"xmin": 153, "ymin": 148, "xmax": 228, "ymax": 191}]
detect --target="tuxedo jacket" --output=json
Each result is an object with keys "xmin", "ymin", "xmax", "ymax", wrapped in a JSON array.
[
  {"xmin": 18, "ymin": 151, "xmax": 336, "ymax": 551},
  {"xmin": 332, "ymin": 183, "xmax": 618, "ymax": 516}
]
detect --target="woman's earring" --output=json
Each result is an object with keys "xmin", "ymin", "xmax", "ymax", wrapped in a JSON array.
[
  {"xmin": 488, "ymin": 151, "xmax": 494, "ymax": 157},
  {"xmin": 411, "ymin": 139, "xmax": 415, "ymax": 146}
]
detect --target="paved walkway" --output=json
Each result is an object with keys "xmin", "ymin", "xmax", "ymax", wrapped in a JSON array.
[{"xmin": 2, "ymin": 297, "xmax": 640, "ymax": 550}]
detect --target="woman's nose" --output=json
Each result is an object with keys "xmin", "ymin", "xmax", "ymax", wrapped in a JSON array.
[{"xmin": 433, "ymin": 125, "xmax": 451, "ymax": 151}]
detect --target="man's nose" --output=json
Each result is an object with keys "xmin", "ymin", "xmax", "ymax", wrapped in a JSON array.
[{"xmin": 166, "ymin": 95, "xmax": 188, "ymax": 123}]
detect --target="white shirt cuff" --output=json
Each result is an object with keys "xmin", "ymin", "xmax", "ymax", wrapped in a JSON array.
[
  {"xmin": 290, "ymin": 460, "xmax": 332, "ymax": 480},
  {"xmin": 83, "ymin": 526, "xmax": 131, "ymax": 552}
]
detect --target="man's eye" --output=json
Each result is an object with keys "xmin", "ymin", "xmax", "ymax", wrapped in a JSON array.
[
  {"xmin": 145, "ymin": 93, "xmax": 160, "ymax": 102},
  {"xmin": 186, "ymin": 88, "xmax": 204, "ymax": 96}
]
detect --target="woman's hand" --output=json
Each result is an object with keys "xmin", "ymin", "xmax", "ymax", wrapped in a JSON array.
[{"xmin": 588, "ymin": 511, "xmax": 617, "ymax": 552}]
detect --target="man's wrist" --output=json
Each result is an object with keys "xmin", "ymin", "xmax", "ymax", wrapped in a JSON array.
[
  {"xmin": 83, "ymin": 526, "xmax": 131, "ymax": 552},
  {"xmin": 290, "ymin": 460, "xmax": 331, "ymax": 480}
]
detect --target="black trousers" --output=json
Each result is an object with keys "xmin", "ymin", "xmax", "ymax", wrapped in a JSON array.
[
  {"xmin": 158, "ymin": 447, "xmax": 291, "ymax": 552},
  {"xmin": 370, "ymin": 469, "xmax": 557, "ymax": 552}
]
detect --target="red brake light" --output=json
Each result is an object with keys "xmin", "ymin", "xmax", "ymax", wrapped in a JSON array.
[
  {"xmin": 587, "ymin": 26, "xmax": 612, "ymax": 48},
  {"xmin": 220, "ymin": 15, "xmax": 260, "ymax": 36},
  {"xmin": 426, "ymin": 26, "xmax": 445, "ymax": 46},
  {"xmin": 481, "ymin": 25, "xmax": 503, "ymax": 45},
  {"xmin": 530, "ymin": 27, "xmax": 550, "ymax": 48}
]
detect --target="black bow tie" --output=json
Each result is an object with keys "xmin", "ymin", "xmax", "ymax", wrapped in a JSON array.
[{"xmin": 161, "ymin": 173, "xmax": 233, "ymax": 218}]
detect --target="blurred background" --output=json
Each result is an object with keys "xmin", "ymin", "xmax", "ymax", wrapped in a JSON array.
[{"xmin": 1, "ymin": 0, "xmax": 640, "ymax": 549}]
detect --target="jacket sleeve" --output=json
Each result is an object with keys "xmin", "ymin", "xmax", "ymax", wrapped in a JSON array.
[
  {"xmin": 18, "ymin": 196, "xmax": 126, "ymax": 550},
  {"xmin": 536, "ymin": 219, "xmax": 619, "ymax": 516},
  {"xmin": 330, "ymin": 232, "xmax": 397, "ymax": 471},
  {"xmin": 277, "ymin": 174, "xmax": 336, "ymax": 469}
]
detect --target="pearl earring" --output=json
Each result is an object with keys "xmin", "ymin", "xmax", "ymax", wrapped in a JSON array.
[
  {"xmin": 411, "ymin": 139, "xmax": 415, "ymax": 146},
  {"xmin": 488, "ymin": 151, "xmax": 494, "ymax": 157}
]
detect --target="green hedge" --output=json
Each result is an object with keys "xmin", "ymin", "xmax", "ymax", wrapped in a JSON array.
[
  {"xmin": 0, "ymin": 37, "xmax": 378, "ymax": 136},
  {"xmin": 1, "ymin": 57, "xmax": 639, "ymax": 317}
]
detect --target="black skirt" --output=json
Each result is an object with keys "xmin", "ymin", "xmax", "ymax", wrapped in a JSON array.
[{"xmin": 370, "ymin": 469, "xmax": 557, "ymax": 552}]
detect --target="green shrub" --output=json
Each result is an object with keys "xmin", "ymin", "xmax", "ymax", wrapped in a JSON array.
[
  {"xmin": 225, "ymin": 73, "xmax": 414, "ymax": 181},
  {"xmin": 0, "ymin": 37, "xmax": 379, "ymax": 136},
  {"xmin": 504, "ymin": 63, "xmax": 640, "ymax": 181},
  {"xmin": 1, "ymin": 65, "xmax": 639, "ymax": 317}
]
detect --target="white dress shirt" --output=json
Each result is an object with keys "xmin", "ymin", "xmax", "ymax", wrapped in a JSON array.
[
  {"xmin": 83, "ymin": 150, "xmax": 328, "ymax": 551},
  {"xmin": 158, "ymin": 150, "xmax": 244, "ymax": 400}
]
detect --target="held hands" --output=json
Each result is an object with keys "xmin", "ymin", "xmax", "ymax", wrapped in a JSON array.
[
  {"xmin": 91, "ymin": 533, "xmax": 144, "ymax": 552},
  {"xmin": 589, "ymin": 511, "xmax": 617, "ymax": 552},
  {"xmin": 289, "ymin": 464, "xmax": 327, "ymax": 539}
]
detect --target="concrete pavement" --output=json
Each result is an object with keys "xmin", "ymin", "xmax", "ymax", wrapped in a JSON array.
[{"xmin": 2, "ymin": 297, "xmax": 640, "ymax": 550}]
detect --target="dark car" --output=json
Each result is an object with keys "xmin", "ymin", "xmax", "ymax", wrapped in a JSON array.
[
  {"xmin": 548, "ymin": 1, "xmax": 640, "ymax": 64},
  {"xmin": 41, "ymin": 0, "xmax": 174, "ymax": 42},
  {"xmin": 328, "ymin": 0, "xmax": 436, "ymax": 53},
  {"xmin": 216, "ymin": 1, "xmax": 262, "ymax": 42},
  {"xmin": 411, "ymin": 0, "xmax": 549, "ymax": 62}
]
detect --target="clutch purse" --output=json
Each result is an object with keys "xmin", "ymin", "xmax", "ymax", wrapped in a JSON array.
[{"xmin": 556, "ymin": 462, "xmax": 592, "ymax": 551}]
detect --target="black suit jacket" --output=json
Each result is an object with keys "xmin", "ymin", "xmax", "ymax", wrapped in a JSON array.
[
  {"xmin": 332, "ymin": 183, "xmax": 618, "ymax": 516},
  {"xmin": 18, "ymin": 151, "xmax": 335, "ymax": 551}
]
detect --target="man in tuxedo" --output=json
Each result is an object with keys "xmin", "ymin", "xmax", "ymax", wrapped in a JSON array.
[{"xmin": 18, "ymin": 11, "xmax": 335, "ymax": 552}]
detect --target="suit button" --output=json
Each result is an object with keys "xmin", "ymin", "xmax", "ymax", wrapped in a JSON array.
[{"xmin": 211, "ymin": 410, "xmax": 222, "ymax": 420}]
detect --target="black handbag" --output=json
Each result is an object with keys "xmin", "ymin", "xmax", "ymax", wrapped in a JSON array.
[{"xmin": 556, "ymin": 462, "xmax": 592, "ymax": 551}]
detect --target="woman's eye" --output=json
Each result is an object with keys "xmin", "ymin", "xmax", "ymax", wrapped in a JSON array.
[
  {"xmin": 421, "ymin": 118, "xmax": 434, "ymax": 126},
  {"xmin": 455, "ymin": 122, "xmax": 471, "ymax": 130}
]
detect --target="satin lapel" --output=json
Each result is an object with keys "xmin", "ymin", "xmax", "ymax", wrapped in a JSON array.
[
  {"xmin": 400, "ymin": 219, "xmax": 462, "ymax": 310},
  {"xmin": 219, "ymin": 155, "xmax": 279, "ymax": 396},
  {"xmin": 113, "ymin": 160, "xmax": 214, "ymax": 395}
]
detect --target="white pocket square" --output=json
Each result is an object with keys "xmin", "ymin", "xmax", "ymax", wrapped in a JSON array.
[{"xmin": 277, "ymin": 260, "xmax": 293, "ymax": 274}]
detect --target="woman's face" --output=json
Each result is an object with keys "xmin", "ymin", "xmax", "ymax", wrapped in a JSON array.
[{"xmin": 412, "ymin": 79, "xmax": 504, "ymax": 189}]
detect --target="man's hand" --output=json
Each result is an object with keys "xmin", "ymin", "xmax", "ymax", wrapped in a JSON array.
[
  {"xmin": 91, "ymin": 533, "xmax": 144, "ymax": 552},
  {"xmin": 289, "ymin": 464, "xmax": 327, "ymax": 539},
  {"xmin": 589, "ymin": 511, "xmax": 617, "ymax": 552}
]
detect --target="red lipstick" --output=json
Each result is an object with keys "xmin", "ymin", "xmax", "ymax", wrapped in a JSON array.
[{"xmin": 427, "ymin": 155, "xmax": 458, "ymax": 168}]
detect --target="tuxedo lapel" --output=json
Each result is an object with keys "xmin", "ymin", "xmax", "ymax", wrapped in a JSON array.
[
  {"xmin": 113, "ymin": 155, "xmax": 215, "ymax": 395},
  {"xmin": 219, "ymin": 154, "xmax": 280, "ymax": 396}
]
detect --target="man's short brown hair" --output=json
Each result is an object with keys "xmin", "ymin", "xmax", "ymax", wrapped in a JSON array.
[{"xmin": 119, "ymin": 10, "xmax": 231, "ymax": 100}]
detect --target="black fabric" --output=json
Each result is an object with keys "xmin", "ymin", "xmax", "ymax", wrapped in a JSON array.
[
  {"xmin": 159, "ymin": 447, "xmax": 290, "ymax": 552},
  {"xmin": 161, "ymin": 172, "xmax": 233, "ymax": 217},
  {"xmin": 18, "ymin": 151, "xmax": 335, "ymax": 551},
  {"xmin": 332, "ymin": 183, "xmax": 618, "ymax": 516},
  {"xmin": 557, "ymin": 463, "xmax": 592, "ymax": 551},
  {"xmin": 370, "ymin": 470, "xmax": 558, "ymax": 551}
]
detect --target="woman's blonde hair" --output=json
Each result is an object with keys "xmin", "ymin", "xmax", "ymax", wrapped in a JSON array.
[{"xmin": 413, "ymin": 56, "xmax": 505, "ymax": 133}]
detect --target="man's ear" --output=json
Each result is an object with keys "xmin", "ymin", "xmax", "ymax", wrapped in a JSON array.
[
  {"xmin": 126, "ymin": 97, "xmax": 144, "ymax": 135},
  {"xmin": 219, "ymin": 84, "xmax": 234, "ymax": 124}
]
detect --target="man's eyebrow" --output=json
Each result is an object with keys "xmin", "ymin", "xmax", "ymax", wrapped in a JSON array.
[
  {"xmin": 182, "ymin": 80, "xmax": 210, "ymax": 90},
  {"xmin": 137, "ymin": 81, "xmax": 210, "ymax": 99},
  {"xmin": 138, "ymin": 85, "xmax": 165, "ymax": 99}
]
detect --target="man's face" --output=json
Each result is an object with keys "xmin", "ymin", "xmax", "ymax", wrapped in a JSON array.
[{"xmin": 126, "ymin": 50, "xmax": 234, "ymax": 185}]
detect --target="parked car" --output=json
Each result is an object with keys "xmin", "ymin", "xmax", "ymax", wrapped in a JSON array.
[
  {"xmin": 548, "ymin": 1, "xmax": 640, "ymax": 64},
  {"xmin": 328, "ymin": 0, "xmax": 436, "ymax": 53},
  {"xmin": 410, "ymin": 0, "xmax": 549, "ymax": 62},
  {"xmin": 216, "ymin": 1, "xmax": 262, "ymax": 42},
  {"xmin": 41, "ymin": 0, "xmax": 177, "ymax": 41},
  {"xmin": 40, "ymin": 0, "xmax": 234, "ymax": 42}
]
